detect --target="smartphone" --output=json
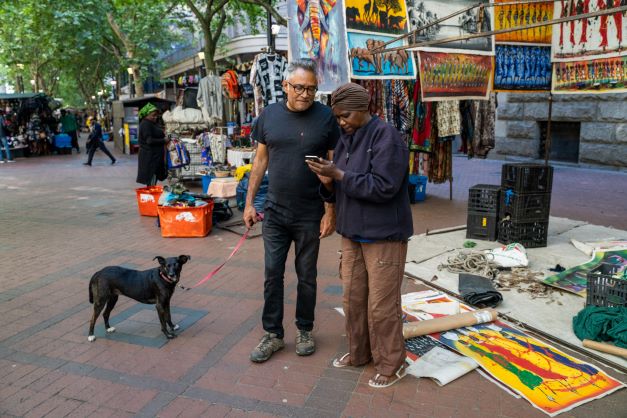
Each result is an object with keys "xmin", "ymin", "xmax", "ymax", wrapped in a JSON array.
[{"xmin": 305, "ymin": 155, "xmax": 321, "ymax": 162}]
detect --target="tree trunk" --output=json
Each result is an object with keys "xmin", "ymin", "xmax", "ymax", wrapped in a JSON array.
[
  {"xmin": 131, "ymin": 65, "xmax": 144, "ymax": 97},
  {"xmin": 203, "ymin": 30, "xmax": 216, "ymax": 75}
]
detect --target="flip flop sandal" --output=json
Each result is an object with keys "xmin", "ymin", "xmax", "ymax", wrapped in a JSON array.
[
  {"xmin": 332, "ymin": 352, "xmax": 351, "ymax": 368},
  {"xmin": 368, "ymin": 364, "xmax": 408, "ymax": 388}
]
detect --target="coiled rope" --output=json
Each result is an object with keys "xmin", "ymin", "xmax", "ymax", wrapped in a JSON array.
[{"xmin": 437, "ymin": 251, "xmax": 500, "ymax": 279}]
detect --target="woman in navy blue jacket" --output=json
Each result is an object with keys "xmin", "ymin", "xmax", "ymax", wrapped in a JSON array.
[{"xmin": 307, "ymin": 83, "xmax": 413, "ymax": 388}]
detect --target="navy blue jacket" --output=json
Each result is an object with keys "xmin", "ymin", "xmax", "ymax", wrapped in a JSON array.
[{"xmin": 325, "ymin": 117, "xmax": 413, "ymax": 241}]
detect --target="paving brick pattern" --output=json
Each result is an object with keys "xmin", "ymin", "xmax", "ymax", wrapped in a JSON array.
[{"xmin": 1, "ymin": 140, "xmax": 626, "ymax": 417}]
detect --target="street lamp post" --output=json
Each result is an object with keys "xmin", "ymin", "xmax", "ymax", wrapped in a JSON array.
[
  {"xmin": 198, "ymin": 51, "xmax": 205, "ymax": 78},
  {"xmin": 127, "ymin": 67, "xmax": 134, "ymax": 98}
]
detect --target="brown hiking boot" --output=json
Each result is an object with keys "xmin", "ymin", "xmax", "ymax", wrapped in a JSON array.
[
  {"xmin": 295, "ymin": 330, "xmax": 315, "ymax": 356},
  {"xmin": 250, "ymin": 332, "xmax": 285, "ymax": 363}
]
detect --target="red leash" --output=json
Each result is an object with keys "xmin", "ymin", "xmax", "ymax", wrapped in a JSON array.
[{"xmin": 181, "ymin": 213, "xmax": 263, "ymax": 290}]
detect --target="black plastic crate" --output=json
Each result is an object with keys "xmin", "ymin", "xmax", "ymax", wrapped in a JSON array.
[
  {"xmin": 586, "ymin": 263, "xmax": 627, "ymax": 307},
  {"xmin": 500, "ymin": 190, "xmax": 551, "ymax": 221},
  {"xmin": 498, "ymin": 219, "xmax": 548, "ymax": 248},
  {"xmin": 467, "ymin": 212, "xmax": 498, "ymax": 241},
  {"xmin": 501, "ymin": 164, "xmax": 553, "ymax": 193},
  {"xmin": 468, "ymin": 184, "xmax": 501, "ymax": 214}
]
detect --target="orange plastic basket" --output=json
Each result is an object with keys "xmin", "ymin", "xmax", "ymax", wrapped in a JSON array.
[
  {"xmin": 136, "ymin": 186, "xmax": 163, "ymax": 217},
  {"xmin": 157, "ymin": 202, "xmax": 214, "ymax": 237}
]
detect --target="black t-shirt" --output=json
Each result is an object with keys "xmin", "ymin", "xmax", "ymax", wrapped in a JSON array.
[{"xmin": 252, "ymin": 101, "xmax": 340, "ymax": 221}]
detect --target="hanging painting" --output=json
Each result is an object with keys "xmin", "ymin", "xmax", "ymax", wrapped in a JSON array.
[
  {"xmin": 406, "ymin": 0, "xmax": 495, "ymax": 54},
  {"xmin": 287, "ymin": 0, "xmax": 350, "ymax": 93},
  {"xmin": 432, "ymin": 321, "xmax": 625, "ymax": 416},
  {"xmin": 552, "ymin": 55, "xmax": 627, "ymax": 93},
  {"xmin": 345, "ymin": 0, "xmax": 410, "ymax": 34},
  {"xmin": 347, "ymin": 31, "xmax": 417, "ymax": 79},
  {"xmin": 494, "ymin": 0, "xmax": 553, "ymax": 44},
  {"xmin": 418, "ymin": 50, "xmax": 493, "ymax": 100},
  {"xmin": 543, "ymin": 249, "xmax": 627, "ymax": 295},
  {"xmin": 494, "ymin": 44, "xmax": 552, "ymax": 91},
  {"xmin": 551, "ymin": 0, "xmax": 627, "ymax": 62}
]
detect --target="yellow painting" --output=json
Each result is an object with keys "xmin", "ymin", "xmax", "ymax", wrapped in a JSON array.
[
  {"xmin": 345, "ymin": 0, "xmax": 409, "ymax": 35},
  {"xmin": 495, "ymin": 0, "xmax": 553, "ymax": 44}
]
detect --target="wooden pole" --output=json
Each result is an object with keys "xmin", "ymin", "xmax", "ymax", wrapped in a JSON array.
[
  {"xmin": 376, "ymin": 6, "xmax": 627, "ymax": 54},
  {"xmin": 544, "ymin": 93, "xmax": 554, "ymax": 165}
]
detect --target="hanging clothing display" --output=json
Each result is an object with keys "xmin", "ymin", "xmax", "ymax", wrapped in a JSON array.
[
  {"xmin": 426, "ymin": 111, "xmax": 453, "ymax": 185},
  {"xmin": 435, "ymin": 100, "xmax": 461, "ymax": 138},
  {"xmin": 209, "ymin": 133, "xmax": 227, "ymax": 164},
  {"xmin": 252, "ymin": 53, "xmax": 288, "ymax": 108},
  {"xmin": 459, "ymin": 101, "xmax": 474, "ymax": 155},
  {"xmin": 469, "ymin": 93, "xmax": 496, "ymax": 159},
  {"xmin": 197, "ymin": 76, "xmax": 224, "ymax": 124},
  {"xmin": 411, "ymin": 81, "xmax": 433, "ymax": 153}
]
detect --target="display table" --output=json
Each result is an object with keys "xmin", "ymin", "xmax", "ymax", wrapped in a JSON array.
[
  {"xmin": 207, "ymin": 177, "xmax": 238, "ymax": 198},
  {"xmin": 227, "ymin": 148, "xmax": 255, "ymax": 167}
]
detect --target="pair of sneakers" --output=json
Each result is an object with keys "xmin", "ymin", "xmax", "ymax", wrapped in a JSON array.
[
  {"xmin": 250, "ymin": 330, "xmax": 315, "ymax": 363},
  {"xmin": 0, "ymin": 160, "xmax": 15, "ymax": 163}
]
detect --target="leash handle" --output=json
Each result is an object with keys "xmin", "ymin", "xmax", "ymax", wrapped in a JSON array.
[{"xmin": 186, "ymin": 228, "xmax": 251, "ymax": 289}]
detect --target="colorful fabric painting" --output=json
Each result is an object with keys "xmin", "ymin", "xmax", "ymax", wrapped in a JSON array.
[
  {"xmin": 407, "ymin": 0, "xmax": 494, "ymax": 54},
  {"xmin": 345, "ymin": 0, "xmax": 410, "ymax": 34},
  {"xmin": 402, "ymin": 292, "xmax": 626, "ymax": 417},
  {"xmin": 418, "ymin": 51, "xmax": 493, "ymax": 101},
  {"xmin": 495, "ymin": 45, "xmax": 552, "ymax": 91},
  {"xmin": 552, "ymin": 55, "xmax": 627, "ymax": 94},
  {"xmin": 411, "ymin": 78, "xmax": 433, "ymax": 152},
  {"xmin": 288, "ymin": 0, "xmax": 350, "ymax": 93},
  {"xmin": 347, "ymin": 31, "xmax": 417, "ymax": 79},
  {"xmin": 543, "ymin": 250, "xmax": 627, "ymax": 296},
  {"xmin": 494, "ymin": 0, "xmax": 553, "ymax": 44},
  {"xmin": 551, "ymin": 0, "xmax": 627, "ymax": 62}
]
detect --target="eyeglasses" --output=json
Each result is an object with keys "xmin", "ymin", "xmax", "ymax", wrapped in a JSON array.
[{"xmin": 287, "ymin": 82, "xmax": 318, "ymax": 96}]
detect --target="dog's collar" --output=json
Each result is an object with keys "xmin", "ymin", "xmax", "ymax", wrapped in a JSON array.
[{"xmin": 159, "ymin": 271, "xmax": 176, "ymax": 284}]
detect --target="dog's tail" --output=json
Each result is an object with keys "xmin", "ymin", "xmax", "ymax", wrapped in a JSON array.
[{"xmin": 88, "ymin": 273, "xmax": 97, "ymax": 304}]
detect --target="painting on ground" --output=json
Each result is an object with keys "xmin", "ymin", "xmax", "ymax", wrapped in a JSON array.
[
  {"xmin": 552, "ymin": 55, "xmax": 627, "ymax": 94},
  {"xmin": 406, "ymin": 0, "xmax": 494, "ymax": 54},
  {"xmin": 347, "ymin": 31, "xmax": 417, "ymax": 79},
  {"xmin": 288, "ymin": 0, "xmax": 350, "ymax": 92},
  {"xmin": 551, "ymin": 0, "xmax": 627, "ymax": 62},
  {"xmin": 494, "ymin": 45, "xmax": 552, "ymax": 91},
  {"xmin": 418, "ymin": 51, "xmax": 492, "ymax": 100},
  {"xmin": 345, "ymin": 0, "xmax": 410, "ymax": 34},
  {"xmin": 432, "ymin": 321, "xmax": 625, "ymax": 416},
  {"xmin": 543, "ymin": 249, "xmax": 627, "ymax": 295},
  {"xmin": 494, "ymin": 0, "xmax": 553, "ymax": 44}
]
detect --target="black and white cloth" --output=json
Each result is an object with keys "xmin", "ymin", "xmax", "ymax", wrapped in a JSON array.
[{"xmin": 253, "ymin": 53, "xmax": 288, "ymax": 108}]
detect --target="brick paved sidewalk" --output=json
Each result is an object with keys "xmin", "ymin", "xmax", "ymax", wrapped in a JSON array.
[{"xmin": 1, "ymin": 144, "xmax": 626, "ymax": 417}]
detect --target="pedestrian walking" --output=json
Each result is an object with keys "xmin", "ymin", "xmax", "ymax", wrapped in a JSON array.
[
  {"xmin": 136, "ymin": 103, "xmax": 167, "ymax": 186},
  {"xmin": 60, "ymin": 109, "xmax": 80, "ymax": 153},
  {"xmin": 0, "ymin": 110, "xmax": 15, "ymax": 163},
  {"xmin": 307, "ymin": 83, "xmax": 413, "ymax": 388},
  {"xmin": 83, "ymin": 117, "xmax": 116, "ymax": 166},
  {"xmin": 243, "ymin": 59, "xmax": 340, "ymax": 363}
]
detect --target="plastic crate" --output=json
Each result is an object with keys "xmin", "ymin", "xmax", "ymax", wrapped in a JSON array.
[
  {"xmin": 468, "ymin": 184, "xmax": 500, "ymax": 214},
  {"xmin": 135, "ymin": 186, "xmax": 163, "ymax": 217},
  {"xmin": 498, "ymin": 219, "xmax": 548, "ymax": 248},
  {"xmin": 586, "ymin": 263, "xmax": 627, "ymax": 307},
  {"xmin": 466, "ymin": 212, "xmax": 498, "ymax": 241},
  {"xmin": 501, "ymin": 163, "xmax": 553, "ymax": 193},
  {"xmin": 409, "ymin": 175, "xmax": 427, "ymax": 203},
  {"xmin": 158, "ymin": 201, "xmax": 214, "ymax": 237},
  {"xmin": 500, "ymin": 190, "xmax": 551, "ymax": 221}
]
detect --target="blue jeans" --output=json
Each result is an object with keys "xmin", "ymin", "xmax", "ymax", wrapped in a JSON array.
[
  {"xmin": 261, "ymin": 208, "xmax": 320, "ymax": 339},
  {"xmin": 0, "ymin": 136, "xmax": 12, "ymax": 161}
]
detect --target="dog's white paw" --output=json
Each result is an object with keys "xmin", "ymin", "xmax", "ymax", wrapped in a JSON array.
[
  {"xmin": 88, "ymin": 335, "xmax": 96, "ymax": 342},
  {"xmin": 173, "ymin": 324, "xmax": 180, "ymax": 330},
  {"xmin": 106, "ymin": 327, "xmax": 116, "ymax": 333}
]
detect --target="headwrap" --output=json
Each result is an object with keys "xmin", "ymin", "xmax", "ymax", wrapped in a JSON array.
[
  {"xmin": 330, "ymin": 83, "xmax": 370, "ymax": 111},
  {"xmin": 138, "ymin": 103, "xmax": 158, "ymax": 119}
]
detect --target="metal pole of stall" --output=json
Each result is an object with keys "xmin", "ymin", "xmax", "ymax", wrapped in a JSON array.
[{"xmin": 544, "ymin": 93, "xmax": 554, "ymax": 166}]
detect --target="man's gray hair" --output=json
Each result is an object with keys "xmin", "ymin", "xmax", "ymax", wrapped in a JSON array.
[{"xmin": 284, "ymin": 59, "xmax": 318, "ymax": 81}]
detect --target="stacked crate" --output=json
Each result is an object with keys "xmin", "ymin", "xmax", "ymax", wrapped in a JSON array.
[
  {"xmin": 466, "ymin": 184, "xmax": 501, "ymax": 241},
  {"xmin": 498, "ymin": 163, "xmax": 553, "ymax": 248}
]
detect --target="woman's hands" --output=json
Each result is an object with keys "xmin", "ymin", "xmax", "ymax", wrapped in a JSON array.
[{"xmin": 306, "ymin": 158, "xmax": 344, "ymax": 184}]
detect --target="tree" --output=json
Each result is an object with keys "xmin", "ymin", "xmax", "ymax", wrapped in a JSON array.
[{"xmin": 182, "ymin": 0, "xmax": 285, "ymax": 74}]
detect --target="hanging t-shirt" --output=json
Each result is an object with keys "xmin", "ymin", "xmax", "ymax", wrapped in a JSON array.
[
  {"xmin": 254, "ymin": 53, "xmax": 288, "ymax": 107},
  {"xmin": 436, "ymin": 100, "xmax": 461, "ymax": 138}
]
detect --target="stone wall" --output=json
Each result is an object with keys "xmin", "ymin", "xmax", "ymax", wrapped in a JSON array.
[{"xmin": 496, "ymin": 93, "xmax": 627, "ymax": 168}]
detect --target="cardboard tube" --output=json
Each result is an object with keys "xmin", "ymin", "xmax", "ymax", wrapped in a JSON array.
[
  {"xmin": 583, "ymin": 339, "xmax": 627, "ymax": 359},
  {"xmin": 403, "ymin": 309, "xmax": 498, "ymax": 339}
]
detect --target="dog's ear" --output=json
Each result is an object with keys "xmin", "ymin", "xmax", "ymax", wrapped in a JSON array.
[
  {"xmin": 153, "ymin": 256, "xmax": 166, "ymax": 266},
  {"xmin": 178, "ymin": 255, "xmax": 191, "ymax": 264}
]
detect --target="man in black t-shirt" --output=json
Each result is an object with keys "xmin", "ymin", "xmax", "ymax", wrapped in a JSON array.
[{"xmin": 244, "ymin": 59, "xmax": 340, "ymax": 363}]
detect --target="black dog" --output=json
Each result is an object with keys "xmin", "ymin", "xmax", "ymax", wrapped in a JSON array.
[{"xmin": 88, "ymin": 255, "xmax": 190, "ymax": 341}]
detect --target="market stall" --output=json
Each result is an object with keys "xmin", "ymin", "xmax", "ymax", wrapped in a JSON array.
[{"xmin": 111, "ymin": 97, "xmax": 174, "ymax": 154}]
